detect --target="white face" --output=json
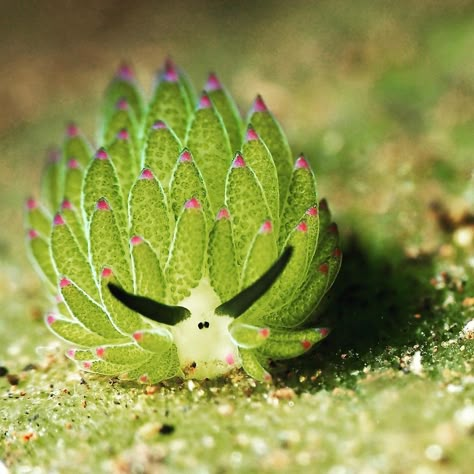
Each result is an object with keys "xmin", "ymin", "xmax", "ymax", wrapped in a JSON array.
[{"xmin": 170, "ymin": 278, "xmax": 241, "ymax": 379}]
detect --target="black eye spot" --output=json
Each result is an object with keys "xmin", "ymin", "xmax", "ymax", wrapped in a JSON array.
[
  {"xmin": 198, "ymin": 322, "xmax": 204, "ymax": 330},
  {"xmin": 204, "ymin": 321, "xmax": 210, "ymax": 328},
  {"xmin": 190, "ymin": 361, "xmax": 197, "ymax": 369}
]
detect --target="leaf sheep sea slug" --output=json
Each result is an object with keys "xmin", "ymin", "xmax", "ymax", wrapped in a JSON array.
[{"xmin": 25, "ymin": 59, "xmax": 342, "ymax": 383}]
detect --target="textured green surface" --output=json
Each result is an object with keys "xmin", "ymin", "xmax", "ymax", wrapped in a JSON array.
[{"xmin": 1, "ymin": 1, "xmax": 474, "ymax": 473}]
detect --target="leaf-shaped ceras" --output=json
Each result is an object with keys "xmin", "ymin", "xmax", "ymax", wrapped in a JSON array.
[{"xmin": 26, "ymin": 60, "xmax": 341, "ymax": 383}]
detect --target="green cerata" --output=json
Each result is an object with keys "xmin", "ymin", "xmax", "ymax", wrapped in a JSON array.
[{"xmin": 25, "ymin": 60, "xmax": 342, "ymax": 384}]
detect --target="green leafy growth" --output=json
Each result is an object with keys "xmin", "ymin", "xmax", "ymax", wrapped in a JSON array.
[
  {"xmin": 46, "ymin": 314, "xmax": 114, "ymax": 347},
  {"xmin": 142, "ymin": 122, "xmax": 182, "ymax": 188},
  {"xmin": 205, "ymin": 73, "xmax": 243, "ymax": 152},
  {"xmin": 95, "ymin": 344, "xmax": 148, "ymax": 365},
  {"xmin": 63, "ymin": 160, "xmax": 84, "ymax": 213},
  {"xmin": 40, "ymin": 149, "xmax": 63, "ymax": 211},
  {"xmin": 132, "ymin": 327, "xmax": 173, "ymax": 353},
  {"xmin": 129, "ymin": 170, "xmax": 172, "ymax": 268},
  {"xmin": 102, "ymin": 64, "xmax": 145, "ymax": 123},
  {"xmin": 186, "ymin": 93, "xmax": 233, "ymax": 212},
  {"xmin": 60, "ymin": 201, "xmax": 87, "ymax": 253},
  {"xmin": 108, "ymin": 132, "xmax": 139, "ymax": 201},
  {"xmin": 239, "ymin": 349, "xmax": 271, "ymax": 382},
  {"xmin": 63, "ymin": 125, "xmax": 93, "ymax": 168},
  {"xmin": 82, "ymin": 149, "xmax": 126, "ymax": 229},
  {"xmin": 207, "ymin": 209, "xmax": 239, "ymax": 302},
  {"xmin": 225, "ymin": 154, "xmax": 271, "ymax": 264},
  {"xmin": 101, "ymin": 100, "xmax": 140, "ymax": 155},
  {"xmin": 51, "ymin": 214, "xmax": 98, "ymax": 300},
  {"xmin": 248, "ymin": 96, "xmax": 293, "ymax": 208},
  {"xmin": 258, "ymin": 327, "xmax": 329, "ymax": 359},
  {"xmin": 89, "ymin": 200, "xmax": 132, "ymax": 289},
  {"xmin": 240, "ymin": 220, "xmax": 278, "ymax": 288},
  {"xmin": 25, "ymin": 199, "xmax": 51, "ymax": 237},
  {"xmin": 241, "ymin": 126, "xmax": 280, "ymax": 221},
  {"xmin": 60, "ymin": 278, "xmax": 124, "ymax": 340},
  {"xmin": 229, "ymin": 322, "xmax": 270, "ymax": 349},
  {"xmin": 169, "ymin": 150, "xmax": 211, "ymax": 222},
  {"xmin": 26, "ymin": 231, "xmax": 56, "ymax": 290},
  {"xmin": 131, "ymin": 237, "xmax": 166, "ymax": 301},
  {"xmin": 279, "ymin": 155, "xmax": 318, "ymax": 247},
  {"xmin": 145, "ymin": 61, "xmax": 192, "ymax": 141},
  {"xmin": 123, "ymin": 346, "xmax": 181, "ymax": 383},
  {"xmin": 100, "ymin": 268, "xmax": 150, "ymax": 334},
  {"xmin": 165, "ymin": 200, "xmax": 207, "ymax": 303}
]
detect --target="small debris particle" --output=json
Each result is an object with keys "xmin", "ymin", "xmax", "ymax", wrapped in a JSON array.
[
  {"xmin": 409, "ymin": 351, "xmax": 423, "ymax": 376},
  {"xmin": 0, "ymin": 366, "xmax": 8, "ymax": 377},
  {"xmin": 65, "ymin": 422, "xmax": 73, "ymax": 430},
  {"xmin": 462, "ymin": 297, "xmax": 474, "ymax": 307},
  {"xmin": 22, "ymin": 363, "xmax": 38, "ymax": 372},
  {"xmin": 159, "ymin": 424, "xmax": 175, "ymax": 435},
  {"xmin": 461, "ymin": 320, "xmax": 474, "ymax": 339},
  {"xmin": 217, "ymin": 404, "xmax": 234, "ymax": 416},
  {"xmin": 22, "ymin": 432, "xmax": 36, "ymax": 442},
  {"xmin": 6, "ymin": 374, "xmax": 20, "ymax": 386},
  {"xmin": 271, "ymin": 387, "xmax": 296, "ymax": 401},
  {"xmin": 425, "ymin": 444, "xmax": 444, "ymax": 462},
  {"xmin": 454, "ymin": 406, "xmax": 474, "ymax": 433},
  {"xmin": 145, "ymin": 385, "xmax": 158, "ymax": 395},
  {"xmin": 137, "ymin": 422, "xmax": 163, "ymax": 440},
  {"xmin": 414, "ymin": 313, "xmax": 422, "ymax": 319}
]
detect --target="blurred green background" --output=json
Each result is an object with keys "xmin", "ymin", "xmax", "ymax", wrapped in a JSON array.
[{"xmin": 1, "ymin": 1, "xmax": 474, "ymax": 472}]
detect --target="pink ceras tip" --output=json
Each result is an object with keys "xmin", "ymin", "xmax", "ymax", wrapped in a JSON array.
[
  {"xmin": 101, "ymin": 267, "xmax": 113, "ymax": 278},
  {"xmin": 55, "ymin": 294, "xmax": 63, "ymax": 303},
  {"xmin": 96, "ymin": 347, "xmax": 105, "ymax": 358},
  {"xmin": 66, "ymin": 123, "xmax": 79, "ymax": 137},
  {"xmin": 152, "ymin": 120, "xmax": 167, "ymax": 130},
  {"xmin": 301, "ymin": 340, "xmax": 312, "ymax": 350},
  {"xmin": 68, "ymin": 158, "xmax": 80, "ymax": 169},
  {"xmin": 259, "ymin": 328, "xmax": 270, "ymax": 339},
  {"xmin": 319, "ymin": 199, "xmax": 328, "ymax": 211},
  {"xmin": 295, "ymin": 155, "xmax": 310, "ymax": 169},
  {"xmin": 328, "ymin": 223, "xmax": 338, "ymax": 234},
  {"xmin": 46, "ymin": 314, "xmax": 56, "ymax": 325},
  {"xmin": 140, "ymin": 169, "xmax": 154, "ymax": 180},
  {"xmin": 82, "ymin": 361, "xmax": 92, "ymax": 370},
  {"xmin": 48, "ymin": 149, "xmax": 61, "ymax": 163},
  {"xmin": 217, "ymin": 208, "xmax": 230, "ymax": 220},
  {"xmin": 246, "ymin": 127, "xmax": 259, "ymax": 141},
  {"xmin": 333, "ymin": 248, "xmax": 342, "ymax": 258},
  {"xmin": 306, "ymin": 207, "xmax": 318, "ymax": 217},
  {"xmin": 117, "ymin": 63, "xmax": 134, "ymax": 81},
  {"xmin": 260, "ymin": 220, "xmax": 273, "ymax": 234},
  {"xmin": 133, "ymin": 331, "xmax": 143, "ymax": 341},
  {"xmin": 130, "ymin": 236, "xmax": 143, "ymax": 246},
  {"xmin": 319, "ymin": 328, "xmax": 330, "ymax": 337},
  {"xmin": 53, "ymin": 213, "xmax": 65, "ymax": 226},
  {"xmin": 67, "ymin": 349, "xmax": 76, "ymax": 358},
  {"xmin": 319, "ymin": 263, "xmax": 329, "ymax": 274},
  {"xmin": 225, "ymin": 353, "xmax": 235, "ymax": 366},
  {"xmin": 185, "ymin": 198, "xmax": 201, "ymax": 209},
  {"xmin": 61, "ymin": 200, "xmax": 72, "ymax": 210},
  {"xmin": 198, "ymin": 93, "xmax": 212, "ymax": 109},
  {"xmin": 28, "ymin": 229, "xmax": 39, "ymax": 239},
  {"xmin": 180, "ymin": 150, "xmax": 192, "ymax": 162},
  {"xmin": 117, "ymin": 129, "xmax": 129, "ymax": 140},
  {"xmin": 297, "ymin": 221, "xmax": 308, "ymax": 232},
  {"xmin": 26, "ymin": 198, "xmax": 37, "ymax": 210},
  {"xmin": 139, "ymin": 374, "xmax": 149, "ymax": 383},
  {"xmin": 95, "ymin": 148, "xmax": 108, "ymax": 160},
  {"xmin": 232, "ymin": 154, "xmax": 246, "ymax": 168},
  {"xmin": 116, "ymin": 98, "xmax": 129, "ymax": 110},
  {"xmin": 163, "ymin": 58, "xmax": 179, "ymax": 82},
  {"xmin": 96, "ymin": 199, "xmax": 110, "ymax": 211},
  {"xmin": 253, "ymin": 95, "xmax": 268, "ymax": 113},
  {"xmin": 60, "ymin": 277, "xmax": 71, "ymax": 288},
  {"xmin": 205, "ymin": 72, "xmax": 221, "ymax": 91}
]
